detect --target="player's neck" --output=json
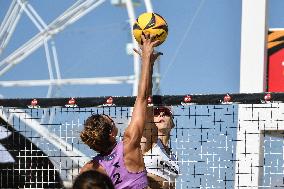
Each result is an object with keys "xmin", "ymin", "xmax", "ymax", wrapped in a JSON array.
[
  {"xmin": 158, "ymin": 131, "xmax": 170, "ymax": 146},
  {"xmin": 158, "ymin": 132, "xmax": 170, "ymax": 147},
  {"xmin": 100, "ymin": 141, "xmax": 117, "ymax": 156},
  {"xmin": 158, "ymin": 136, "xmax": 171, "ymax": 155}
]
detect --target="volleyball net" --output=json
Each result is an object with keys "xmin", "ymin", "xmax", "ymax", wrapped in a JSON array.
[{"xmin": 1, "ymin": 93, "xmax": 284, "ymax": 188}]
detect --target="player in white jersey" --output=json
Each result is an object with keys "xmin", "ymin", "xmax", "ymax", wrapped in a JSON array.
[{"xmin": 141, "ymin": 106, "xmax": 180, "ymax": 189}]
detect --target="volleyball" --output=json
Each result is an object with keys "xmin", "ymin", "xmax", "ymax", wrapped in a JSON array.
[{"xmin": 133, "ymin": 12, "xmax": 168, "ymax": 46}]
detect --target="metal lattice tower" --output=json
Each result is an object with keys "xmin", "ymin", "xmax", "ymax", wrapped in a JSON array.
[{"xmin": 0, "ymin": 0, "xmax": 161, "ymax": 97}]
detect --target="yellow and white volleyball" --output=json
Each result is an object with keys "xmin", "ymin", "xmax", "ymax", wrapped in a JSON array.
[{"xmin": 133, "ymin": 12, "xmax": 168, "ymax": 46}]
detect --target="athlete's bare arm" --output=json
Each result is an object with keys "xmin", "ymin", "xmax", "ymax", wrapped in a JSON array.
[
  {"xmin": 140, "ymin": 54, "xmax": 158, "ymax": 154},
  {"xmin": 123, "ymin": 34, "xmax": 161, "ymax": 172}
]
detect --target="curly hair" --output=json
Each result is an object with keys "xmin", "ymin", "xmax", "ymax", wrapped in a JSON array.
[{"xmin": 80, "ymin": 114, "xmax": 114, "ymax": 153}]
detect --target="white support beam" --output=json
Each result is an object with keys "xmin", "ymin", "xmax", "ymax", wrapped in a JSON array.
[
  {"xmin": 0, "ymin": 76, "xmax": 134, "ymax": 87},
  {"xmin": 113, "ymin": 0, "xmax": 156, "ymax": 95},
  {"xmin": 235, "ymin": 103, "xmax": 284, "ymax": 188},
  {"xmin": 0, "ymin": 0, "xmax": 24, "ymax": 55},
  {"xmin": 16, "ymin": 0, "xmax": 63, "ymax": 98},
  {"xmin": 0, "ymin": 0, "xmax": 106, "ymax": 76},
  {"xmin": 239, "ymin": 0, "xmax": 268, "ymax": 93},
  {"xmin": 143, "ymin": 0, "xmax": 161, "ymax": 95},
  {"xmin": 144, "ymin": 0, "xmax": 153, "ymax": 13},
  {"xmin": 124, "ymin": 0, "xmax": 140, "ymax": 96},
  {"xmin": 237, "ymin": 0, "xmax": 268, "ymax": 188},
  {"xmin": 16, "ymin": 0, "xmax": 46, "ymax": 32}
]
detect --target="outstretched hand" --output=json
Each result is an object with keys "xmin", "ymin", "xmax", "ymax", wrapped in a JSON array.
[{"xmin": 133, "ymin": 33, "xmax": 163, "ymax": 64}]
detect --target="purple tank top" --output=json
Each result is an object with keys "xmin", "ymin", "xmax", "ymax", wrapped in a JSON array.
[{"xmin": 93, "ymin": 141, "xmax": 148, "ymax": 189}]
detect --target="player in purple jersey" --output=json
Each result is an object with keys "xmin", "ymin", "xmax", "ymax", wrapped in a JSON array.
[{"xmin": 79, "ymin": 33, "xmax": 162, "ymax": 189}]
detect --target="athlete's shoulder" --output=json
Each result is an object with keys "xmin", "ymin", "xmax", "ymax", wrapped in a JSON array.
[{"xmin": 80, "ymin": 159, "xmax": 100, "ymax": 173}]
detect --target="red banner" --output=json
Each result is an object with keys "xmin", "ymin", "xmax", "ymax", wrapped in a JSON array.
[{"xmin": 267, "ymin": 30, "xmax": 284, "ymax": 92}]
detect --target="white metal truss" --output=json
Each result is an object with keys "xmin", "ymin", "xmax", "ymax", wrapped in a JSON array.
[
  {"xmin": 0, "ymin": 0, "xmax": 24, "ymax": 55},
  {"xmin": 0, "ymin": 0, "xmax": 106, "ymax": 76},
  {"xmin": 0, "ymin": 0, "xmax": 161, "ymax": 97},
  {"xmin": 15, "ymin": 0, "xmax": 62, "ymax": 98},
  {"xmin": 0, "ymin": 76, "xmax": 134, "ymax": 87}
]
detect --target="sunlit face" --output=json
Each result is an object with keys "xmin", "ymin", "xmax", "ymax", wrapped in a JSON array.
[{"xmin": 153, "ymin": 107, "xmax": 174, "ymax": 133}]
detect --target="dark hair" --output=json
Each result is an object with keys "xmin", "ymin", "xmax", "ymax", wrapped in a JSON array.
[
  {"xmin": 80, "ymin": 114, "xmax": 114, "ymax": 153},
  {"xmin": 73, "ymin": 170, "xmax": 114, "ymax": 189}
]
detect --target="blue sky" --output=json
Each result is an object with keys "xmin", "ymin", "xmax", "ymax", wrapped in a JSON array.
[{"xmin": 0, "ymin": 0, "xmax": 283, "ymax": 98}]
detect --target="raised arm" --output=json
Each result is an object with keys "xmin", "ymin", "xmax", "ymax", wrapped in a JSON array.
[
  {"xmin": 140, "ymin": 59, "xmax": 158, "ymax": 154},
  {"xmin": 124, "ymin": 33, "xmax": 161, "ymax": 152}
]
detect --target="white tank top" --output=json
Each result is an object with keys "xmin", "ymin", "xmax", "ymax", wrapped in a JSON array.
[{"xmin": 143, "ymin": 139, "xmax": 179, "ymax": 181}]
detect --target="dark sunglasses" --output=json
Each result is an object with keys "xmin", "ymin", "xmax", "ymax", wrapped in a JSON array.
[{"xmin": 153, "ymin": 107, "xmax": 172, "ymax": 117}]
